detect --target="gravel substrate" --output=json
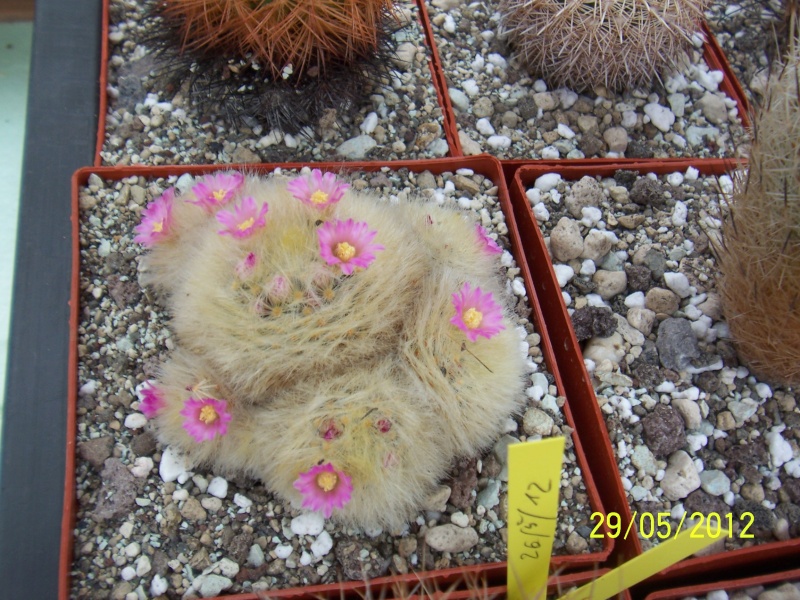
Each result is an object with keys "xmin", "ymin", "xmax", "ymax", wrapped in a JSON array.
[
  {"xmin": 101, "ymin": 0, "xmax": 449, "ymax": 166},
  {"xmin": 523, "ymin": 167, "xmax": 800, "ymax": 550},
  {"xmin": 425, "ymin": 0, "xmax": 747, "ymax": 160},
  {"xmin": 72, "ymin": 167, "xmax": 600, "ymax": 599},
  {"xmin": 705, "ymin": 2, "xmax": 783, "ymax": 106}
]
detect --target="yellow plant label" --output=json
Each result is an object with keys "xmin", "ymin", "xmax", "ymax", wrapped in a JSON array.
[
  {"xmin": 507, "ymin": 436, "xmax": 565, "ymax": 600},
  {"xmin": 557, "ymin": 521, "xmax": 725, "ymax": 600}
]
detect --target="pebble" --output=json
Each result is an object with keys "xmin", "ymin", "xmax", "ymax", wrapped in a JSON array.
[
  {"xmin": 550, "ymin": 217, "xmax": 584, "ymax": 261},
  {"xmin": 534, "ymin": 173, "xmax": 561, "ymax": 192},
  {"xmin": 593, "ymin": 270, "xmax": 628, "ymax": 300},
  {"xmin": 766, "ymin": 430, "xmax": 794, "ymax": 468},
  {"xmin": 207, "ymin": 476, "xmax": 228, "ymax": 498},
  {"xmin": 553, "ymin": 264, "xmax": 575, "ymax": 287},
  {"xmin": 158, "ymin": 446, "xmax": 191, "ymax": 483},
  {"xmin": 699, "ymin": 469, "xmax": 731, "ymax": 496},
  {"xmin": 656, "ymin": 318, "xmax": 700, "ymax": 371},
  {"xmin": 663, "ymin": 272, "xmax": 692, "ymax": 298},
  {"xmin": 196, "ymin": 574, "xmax": 233, "ymax": 598},
  {"xmin": 450, "ymin": 511, "xmax": 470, "ymax": 528},
  {"xmin": 247, "ymin": 544, "xmax": 265, "ymax": 567},
  {"xmin": 150, "ymin": 575, "xmax": 168, "ymax": 596},
  {"xmin": 645, "ymin": 288, "xmax": 680, "ymax": 315},
  {"xmin": 336, "ymin": 135, "xmax": 377, "ymax": 159},
  {"xmin": 522, "ymin": 407, "xmax": 554, "ymax": 436},
  {"xmin": 424, "ymin": 524, "xmax": 480, "ymax": 553},
  {"xmin": 643, "ymin": 103, "xmax": 676, "ymax": 132},
  {"xmin": 130, "ymin": 456, "xmax": 153, "ymax": 478},
  {"xmin": 476, "ymin": 479, "xmax": 501, "ymax": 509},
  {"xmin": 290, "ymin": 512, "xmax": 325, "ymax": 536},
  {"xmin": 274, "ymin": 544, "xmax": 293, "ymax": 559},
  {"xmin": 449, "ymin": 88, "xmax": 470, "ymax": 112},
  {"xmin": 661, "ymin": 450, "xmax": 701, "ymax": 501},
  {"xmin": 311, "ymin": 530, "xmax": 334, "ymax": 557}
]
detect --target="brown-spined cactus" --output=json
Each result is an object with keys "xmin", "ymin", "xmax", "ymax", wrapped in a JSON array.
[
  {"xmin": 135, "ymin": 168, "xmax": 528, "ymax": 528},
  {"xmin": 497, "ymin": 0, "xmax": 709, "ymax": 91},
  {"xmin": 146, "ymin": 0, "xmax": 401, "ymax": 133},
  {"xmin": 715, "ymin": 44, "xmax": 800, "ymax": 386}
]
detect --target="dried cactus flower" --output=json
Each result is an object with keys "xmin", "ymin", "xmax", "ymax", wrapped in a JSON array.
[
  {"xmin": 497, "ymin": 0, "xmax": 709, "ymax": 91},
  {"xmin": 716, "ymin": 46, "xmax": 800, "ymax": 386},
  {"xmin": 136, "ymin": 169, "xmax": 528, "ymax": 528}
]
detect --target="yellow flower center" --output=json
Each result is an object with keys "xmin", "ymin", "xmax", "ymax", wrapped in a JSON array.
[
  {"xmin": 152, "ymin": 220, "xmax": 164, "ymax": 233},
  {"xmin": 463, "ymin": 307, "xmax": 483, "ymax": 329},
  {"xmin": 334, "ymin": 242, "xmax": 356, "ymax": 262},
  {"xmin": 238, "ymin": 217, "xmax": 255, "ymax": 231},
  {"xmin": 213, "ymin": 189, "xmax": 227, "ymax": 202},
  {"xmin": 316, "ymin": 471, "xmax": 338, "ymax": 492},
  {"xmin": 199, "ymin": 405, "xmax": 219, "ymax": 424},
  {"xmin": 310, "ymin": 190, "xmax": 329, "ymax": 205}
]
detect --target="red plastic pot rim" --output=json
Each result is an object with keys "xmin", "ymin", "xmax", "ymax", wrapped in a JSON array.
[
  {"xmin": 94, "ymin": 0, "xmax": 459, "ymax": 167},
  {"xmin": 508, "ymin": 159, "xmax": 800, "ymax": 573},
  {"xmin": 62, "ymin": 155, "xmax": 611, "ymax": 600},
  {"xmin": 645, "ymin": 567, "xmax": 800, "ymax": 600}
]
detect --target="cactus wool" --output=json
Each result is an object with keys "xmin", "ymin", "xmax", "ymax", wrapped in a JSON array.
[
  {"xmin": 134, "ymin": 169, "xmax": 529, "ymax": 529},
  {"xmin": 497, "ymin": 0, "xmax": 709, "ymax": 92}
]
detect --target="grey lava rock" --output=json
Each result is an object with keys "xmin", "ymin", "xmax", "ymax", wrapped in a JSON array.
[
  {"xmin": 656, "ymin": 318, "xmax": 700, "ymax": 371},
  {"xmin": 571, "ymin": 306, "xmax": 617, "ymax": 341}
]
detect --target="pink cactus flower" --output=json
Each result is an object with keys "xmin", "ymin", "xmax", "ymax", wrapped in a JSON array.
[
  {"xmin": 317, "ymin": 219, "xmax": 384, "ymax": 275},
  {"xmin": 188, "ymin": 172, "xmax": 244, "ymax": 211},
  {"xmin": 134, "ymin": 188, "xmax": 175, "ymax": 246},
  {"xmin": 137, "ymin": 382, "xmax": 165, "ymax": 419},
  {"xmin": 475, "ymin": 223, "xmax": 503, "ymax": 255},
  {"xmin": 293, "ymin": 463, "xmax": 353, "ymax": 518},
  {"xmin": 216, "ymin": 196, "xmax": 269, "ymax": 238},
  {"xmin": 450, "ymin": 282, "xmax": 505, "ymax": 342},
  {"xmin": 235, "ymin": 252, "xmax": 258, "ymax": 279},
  {"xmin": 287, "ymin": 169, "xmax": 349, "ymax": 209},
  {"xmin": 180, "ymin": 398, "xmax": 232, "ymax": 442}
]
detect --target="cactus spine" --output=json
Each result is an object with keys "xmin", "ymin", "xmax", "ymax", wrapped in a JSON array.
[
  {"xmin": 497, "ymin": 0, "xmax": 709, "ymax": 91},
  {"xmin": 716, "ymin": 44, "xmax": 800, "ymax": 385}
]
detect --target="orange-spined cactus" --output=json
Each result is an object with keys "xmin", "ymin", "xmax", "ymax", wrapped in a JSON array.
[
  {"xmin": 146, "ymin": 0, "xmax": 401, "ymax": 133},
  {"xmin": 157, "ymin": 0, "xmax": 396, "ymax": 80}
]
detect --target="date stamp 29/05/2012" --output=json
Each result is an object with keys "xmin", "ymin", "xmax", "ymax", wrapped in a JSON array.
[{"xmin": 590, "ymin": 511, "xmax": 756, "ymax": 541}]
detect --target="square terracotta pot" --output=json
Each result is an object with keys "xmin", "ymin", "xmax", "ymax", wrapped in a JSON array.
[
  {"xmin": 95, "ymin": 0, "xmax": 455, "ymax": 167},
  {"xmin": 62, "ymin": 156, "xmax": 611, "ymax": 599},
  {"xmin": 418, "ymin": 0, "xmax": 750, "ymax": 162},
  {"xmin": 507, "ymin": 159, "xmax": 800, "ymax": 577}
]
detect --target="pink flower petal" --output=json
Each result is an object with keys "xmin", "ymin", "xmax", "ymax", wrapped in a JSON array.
[
  {"xmin": 217, "ymin": 196, "xmax": 269, "ymax": 238},
  {"xmin": 180, "ymin": 398, "xmax": 232, "ymax": 442},
  {"xmin": 138, "ymin": 382, "xmax": 166, "ymax": 419},
  {"xmin": 134, "ymin": 188, "xmax": 175, "ymax": 246},
  {"xmin": 317, "ymin": 219, "xmax": 384, "ymax": 275},
  {"xmin": 450, "ymin": 282, "xmax": 505, "ymax": 341},
  {"xmin": 287, "ymin": 169, "xmax": 350, "ymax": 209},
  {"xmin": 475, "ymin": 223, "xmax": 503, "ymax": 255},
  {"xmin": 293, "ymin": 463, "xmax": 353, "ymax": 518},
  {"xmin": 188, "ymin": 172, "xmax": 244, "ymax": 212}
]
